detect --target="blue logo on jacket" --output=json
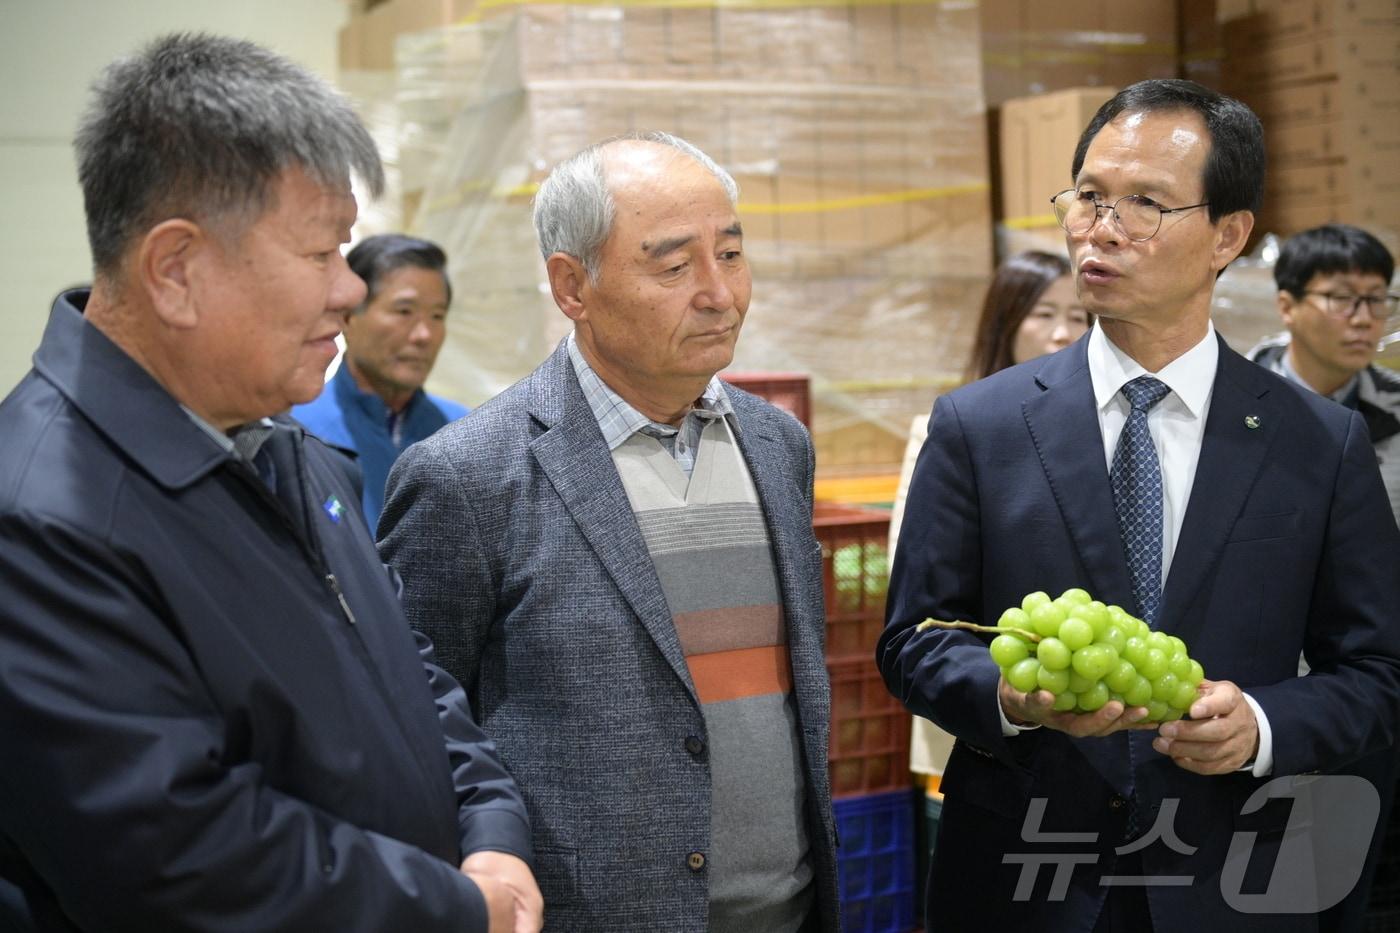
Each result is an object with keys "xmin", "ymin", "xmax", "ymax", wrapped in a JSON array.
[{"xmin": 322, "ymin": 494, "xmax": 345, "ymax": 524}]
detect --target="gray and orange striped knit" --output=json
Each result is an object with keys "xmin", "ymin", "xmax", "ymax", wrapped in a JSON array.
[{"xmin": 612, "ymin": 418, "xmax": 816, "ymax": 933}]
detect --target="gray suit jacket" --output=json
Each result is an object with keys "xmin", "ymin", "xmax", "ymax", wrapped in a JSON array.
[{"xmin": 380, "ymin": 341, "xmax": 840, "ymax": 932}]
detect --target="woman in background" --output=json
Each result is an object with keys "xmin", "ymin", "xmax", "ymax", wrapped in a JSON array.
[
  {"xmin": 890, "ymin": 250, "xmax": 1089, "ymax": 783},
  {"xmin": 963, "ymin": 250, "xmax": 1085, "ymax": 382}
]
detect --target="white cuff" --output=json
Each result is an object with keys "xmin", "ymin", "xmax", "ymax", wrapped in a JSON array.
[
  {"xmin": 1239, "ymin": 692, "xmax": 1274, "ymax": 776},
  {"xmin": 998, "ymin": 696, "xmax": 1042, "ymax": 737}
]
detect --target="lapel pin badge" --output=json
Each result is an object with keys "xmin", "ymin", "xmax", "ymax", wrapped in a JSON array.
[
  {"xmin": 1244, "ymin": 415, "xmax": 1261, "ymax": 430},
  {"xmin": 322, "ymin": 494, "xmax": 345, "ymax": 524}
]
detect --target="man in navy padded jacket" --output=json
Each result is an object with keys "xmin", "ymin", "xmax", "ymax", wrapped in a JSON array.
[{"xmin": 0, "ymin": 33, "xmax": 541, "ymax": 933}]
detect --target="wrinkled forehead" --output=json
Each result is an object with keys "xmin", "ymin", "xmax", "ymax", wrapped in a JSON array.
[{"xmin": 603, "ymin": 150, "xmax": 736, "ymax": 241}]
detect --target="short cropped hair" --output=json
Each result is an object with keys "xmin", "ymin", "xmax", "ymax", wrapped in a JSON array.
[
  {"xmin": 1071, "ymin": 79, "xmax": 1265, "ymax": 222},
  {"xmin": 75, "ymin": 33, "xmax": 384, "ymax": 277},
  {"xmin": 532, "ymin": 132, "xmax": 740, "ymax": 282},
  {"xmin": 1274, "ymin": 224, "xmax": 1395, "ymax": 297},
  {"xmin": 345, "ymin": 234, "xmax": 452, "ymax": 313}
]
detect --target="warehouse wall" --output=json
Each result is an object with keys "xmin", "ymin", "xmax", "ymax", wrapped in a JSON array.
[{"xmin": 0, "ymin": 0, "xmax": 349, "ymax": 394}]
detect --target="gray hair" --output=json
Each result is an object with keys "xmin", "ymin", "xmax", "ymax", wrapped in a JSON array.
[
  {"xmin": 532, "ymin": 132, "xmax": 740, "ymax": 282},
  {"xmin": 76, "ymin": 33, "xmax": 384, "ymax": 277}
]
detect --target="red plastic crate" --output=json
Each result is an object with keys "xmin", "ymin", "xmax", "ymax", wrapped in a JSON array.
[
  {"xmin": 814, "ymin": 502, "xmax": 891, "ymax": 660},
  {"xmin": 828, "ymin": 655, "xmax": 912, "ymax": 798},
  {"xmin": 720, "ymin": 371, "xmax": 811, "ymax": 427}
]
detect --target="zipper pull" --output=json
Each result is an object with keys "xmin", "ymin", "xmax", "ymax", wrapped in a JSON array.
[{"xmin": 326, "ymin": 573, "xmax": 358, "ymax": 625}]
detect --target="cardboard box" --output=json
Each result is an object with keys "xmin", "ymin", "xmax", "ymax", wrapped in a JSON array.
[
  {"xmin": 339, "ymin": 0, "xmax": 471, "ymax": 70},
  {"xmin": 1223, "ymin": 27, "xmax": 1400, "ymax": 91},
  {"xmin": 1182, "ymin": 0, "xmax": 1222, "ymax": 53},
  {"xmin": 1266, "ymin": 113, "xmax": 1400, "ymax": 164},
  {"xmin": 979, "ymin": 0, "xmax": 1176, "ymax": 104},
  {"xmin": 1261, "ymin": 197, "xmax": 1400, "ymax": 238},
  {"xmin": 1243, "ymin": 76, "xmax": 1399, "ymax": 132},
  {"xmin": 1267, "ymin": 158, "xmax": 1400, "ymax": 206},
  {"xmin": 338, "ymin": 15, "xmax": 368, "ymax": 71},
  {"xmin": 1231, "ymin": 0, "xmax": 1400, "ymax": 46},
  {"xmin": 999, "ymin": 87, "xmax": 1115, "ymax": 224},
  {"xmin": 365, "ymin": 4, "xmax": 994, "ymax": 471},
  {"xmin": 1217, "ymin": 0, "xmax": 1259, "ymax": 17}
]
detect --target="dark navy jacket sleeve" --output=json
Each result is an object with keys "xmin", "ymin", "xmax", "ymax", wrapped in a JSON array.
[
  {"xmin": 0, "ymin": 294, "xmax": 530, "ymax": 932},
  {"xmin": 415, "ymin": 630, "xmax": 535, "ymax": 864},
  {"xmin": 0, "ymin": 510, "xmax": 490, "ymax": 932}
]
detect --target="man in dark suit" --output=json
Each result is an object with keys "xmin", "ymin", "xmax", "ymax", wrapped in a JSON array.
[
  {"xmin": 0, "ymin": 33, "xmax": 540, "ymax": 933},
  {"xmin": 380, "ymin": 133, "xmax": 840, "ymax": 931},
  {"xmin": 879, "ymin": 79, "xmax": 1400, "ymax": 933}
]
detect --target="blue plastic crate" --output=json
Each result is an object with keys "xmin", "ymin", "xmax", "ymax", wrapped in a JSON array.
[{"xmin": 835, "ymin": 789, "xmax": 919, "ymax": 933}]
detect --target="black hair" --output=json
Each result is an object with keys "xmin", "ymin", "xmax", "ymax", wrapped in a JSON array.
[
  {"xmin": 1071, "ymin": 79, "xmax": 1265, "ymax": 223},
  {"xmin": 76, "ymin": 33, "xmax": 382, "ymax": 278},
  {"xmin": 965, "ymin": 251, "xmax": 1075, "ymax": 382},
  {"xmin": 1274, "ymin": 224, "xmax": 1395, "ymax": 297},
  {"xmin": 345, "ymin": 234, "xmax": 452, "ymax": 310}
]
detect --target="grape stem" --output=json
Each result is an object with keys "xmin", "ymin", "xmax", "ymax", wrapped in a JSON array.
[{"xmin": 915, "ymin": 618, "xmax": 1042, "ymax": 643}]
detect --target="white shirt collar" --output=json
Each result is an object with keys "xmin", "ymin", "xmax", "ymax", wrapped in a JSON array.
[{"xmin": 1088, "ymin": 321, "xmax": 1218, "ymax": 418}]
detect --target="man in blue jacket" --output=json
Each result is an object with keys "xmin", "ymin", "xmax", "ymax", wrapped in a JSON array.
[
  {"xmin": 0, "ymin": 33, "xmax": 541, "ymax": 933},
  {"xmin": 294, "ymin": 234, "xmax": 469, "ymax": 530}
]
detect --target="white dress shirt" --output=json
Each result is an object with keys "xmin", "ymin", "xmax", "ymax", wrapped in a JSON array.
[{"xmin": 1000, "ymin": 324, "xmax": 1274, "ymax": 777}]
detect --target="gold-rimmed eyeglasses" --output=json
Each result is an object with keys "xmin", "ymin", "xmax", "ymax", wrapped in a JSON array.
[{"xmin": 1050, "ymin": 188, "xmax": 1210, "ymax": 242}]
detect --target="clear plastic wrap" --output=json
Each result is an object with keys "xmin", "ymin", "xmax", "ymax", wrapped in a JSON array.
[{"xmin": 351, "ymin": 2, "xmax": 996, "ymax": 471}]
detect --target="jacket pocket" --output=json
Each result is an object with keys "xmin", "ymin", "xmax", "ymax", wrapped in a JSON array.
[
  {"xmin": 533, "ymin": 843, "xmax": 579, "ymax": 911},
  {"xmin": 1226, "ymin": 509, "xmax": 1301, "ymax": 544},
  {"xmin": 939, "ymin": 739, "xmax": 1035, "ymax": 820}
]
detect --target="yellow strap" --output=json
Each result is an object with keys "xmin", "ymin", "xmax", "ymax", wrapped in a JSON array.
[
  {"xmin": 455, "ymin": 0, "xmax": 974, "ymax": 24},
  {"xmin": 424, "ymin": 180, "xmax": 988, "ymax": 216}
]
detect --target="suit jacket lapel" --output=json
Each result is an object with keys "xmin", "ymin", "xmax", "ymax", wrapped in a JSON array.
[
  {"xmin": 1159, "ymin": 339, "xmax": 1278, "ymax": 641},
  {"xmin": 527, "ymin": 344, "xmax": 698, "ymax": 703},
  {"xmin": 1022, "ymin": 342, "xmax": 1135, "ymax": 604}
]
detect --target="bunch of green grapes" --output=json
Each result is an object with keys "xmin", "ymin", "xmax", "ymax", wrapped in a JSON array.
[{"xmin": 986, "ymin": 588, "xmax": 1205, "ymax": 722}]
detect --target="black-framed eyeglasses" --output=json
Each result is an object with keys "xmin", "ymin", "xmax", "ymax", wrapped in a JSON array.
[
  {"xmin": 1050, "ymin": 188, "xmax": 1210, "ymax": 242},
  {"xmin": 1302, "ymin": 291, "xmax": 1399, "ymax": 322}
]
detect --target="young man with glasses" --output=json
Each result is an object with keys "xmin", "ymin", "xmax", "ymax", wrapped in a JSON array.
[
  {"xmin": 880, "ymin": 79, "xmax": 1400, "ymax": 933},
  {"xmin": 1249, "ymin": 224, "xmax": 1399, "ymax": 527}
]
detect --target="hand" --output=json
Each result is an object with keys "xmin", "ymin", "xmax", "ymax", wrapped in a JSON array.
[
  {"xmin": 998, "ymin": 677, "xmax": 1152, "ymax": 737},
  {"xmin": 461, "ymin": 851, "xmax": 544, "ymax": 933},
  {"xmin": 462, "ymin": 871, "xmax": 516, "ymax": 933},
  {"xmin": 1153, "ymin": 678, "xmax": 1259, "ymax": 775}
]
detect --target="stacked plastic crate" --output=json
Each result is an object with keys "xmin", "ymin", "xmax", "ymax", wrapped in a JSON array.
[{"xmin": 815, "ymin": 501, "xmax": 918, "ymax": 933}]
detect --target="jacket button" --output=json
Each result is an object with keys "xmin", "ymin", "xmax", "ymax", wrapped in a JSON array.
[
  {"xmin": 1109, "ymin": 795, "xmax": 1126, "ymax": 810},
  {"xmin": 685, "ymin": 735, "xmax": 705, "ymax": 757},
  {"xmin": 687, "ymin": 852, "xmax": 706, "ymax": 871}
]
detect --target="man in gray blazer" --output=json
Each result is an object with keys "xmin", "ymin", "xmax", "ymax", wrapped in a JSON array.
[{"xmin": 380, "ymin": 133, "xmax": 840, "ymax": 932}]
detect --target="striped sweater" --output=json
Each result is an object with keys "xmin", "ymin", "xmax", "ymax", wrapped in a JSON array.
[{"xmin": 612, "ymin": 417, "xmax": 814, "ymax": 933}]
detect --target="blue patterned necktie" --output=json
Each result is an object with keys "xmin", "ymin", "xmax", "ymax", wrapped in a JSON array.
[{"xmin": 1110, "ymin": 376, "xmax": 1172, "ymax": 626}]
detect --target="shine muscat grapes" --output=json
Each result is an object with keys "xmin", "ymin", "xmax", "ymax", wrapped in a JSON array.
[{"xmin": 929, "ymin": 588, "xmax": 1205, "ymax": 721}]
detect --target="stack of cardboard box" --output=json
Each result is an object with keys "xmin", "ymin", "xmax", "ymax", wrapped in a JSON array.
[
  {"xmin": 996, "ymin": 86, "xmax": 1115, "ymax": 258},
  {"xmin": 976, "ymin": 0, "xmax": 1178, "ymax": 263},
  {"xmin": 1180, "ymin": 0, "xmax": 1227, "ymax": 89},
  {"xmin": 341, "ymin": 0, "xmax": 996, "ymax": 472},
  {"xmin": 977, "ymin": 0, "xmax": 1178, "ymax": 106},
  {"xmin": 1222, "ymin": 0, "xmax": 1400, "ymax": 248}
]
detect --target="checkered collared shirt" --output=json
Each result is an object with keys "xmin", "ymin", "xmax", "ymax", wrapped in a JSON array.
[{"xmin": 566, "ymin": 332, "xmax": 737, "ymax": 478}]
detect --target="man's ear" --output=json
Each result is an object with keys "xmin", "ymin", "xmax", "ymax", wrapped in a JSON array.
[
  {"xmin": 1277, "ymin": 289, "xmax": 1299, "ymax": 329},
  {"xmin": 546, "ymin": 253, "xmax": 590, "ymax": 323},
  {"xmin": 138, "ymin": 219, "xmax": 207, "ymax": 330},
  {"xmin": 1212, "ymin": 210, "xmax": 1254, "ymax": 272}
]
